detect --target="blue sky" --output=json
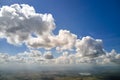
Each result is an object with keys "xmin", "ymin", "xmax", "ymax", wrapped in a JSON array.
[{"xmin": 0, "ymin": 0, "xmax": 120, "ymax": 55}]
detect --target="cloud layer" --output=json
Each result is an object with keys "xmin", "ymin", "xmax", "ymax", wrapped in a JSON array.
[
  {"xmin": 0, "ymin": 49, "xmax": 120, "ymax": 64},
  {"xmin": 0, "ymin": 4, "xmax": 120, "ymax": 65}
]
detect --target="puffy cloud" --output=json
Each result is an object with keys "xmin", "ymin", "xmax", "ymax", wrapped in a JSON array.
[
  {"xmin": 0, "ymin": 50, "xmax": 43, "ymax": 64},
  {"xmin": 63, "ymin": 51, "xmax": 69, "ymax": 57},
  {"xmin": 75, "ymin": 36, "xmax": 105, "ymax": 57},
  {"xmin": 43, "ymin": 51, "xmax": 54, "ymax": 59},
  {"xmin": 55, "ymin": 55, "xmax": 69, "ymax": 64},
  {"xmin": 27, "ymin": 30, "xmax": 77, "ymax": 50},
  {"xmin": 105, "ymin": 49, "xmax": 120, "ymax": 64},
  {"xmin": 0, "ymin": 4, "xmax": 77, "ymax": 51},
  {"xmin": 54, "ymin": 30, "xmax": 77, "ymax": 51},
  {"xmin": 26, "ymin": 34, "xmax": 55, "ymax": 50},
  {"xmin": 0, "ymin": 49, "xmax": 120, "ymax": 64},
  {"xmin": 17, "ymin": 50, "xmax": 42, "ymax": 58},
  {"xmin": 0, "ymin": 4, "xmax": 120, "ymax": 65},
  {"xmin": 0, "ymin": 4, "xmax": 55, "ymax": 45},
  {"xmin": 0, "ymin": 53, "xmax": 9, "ymax": 63}
]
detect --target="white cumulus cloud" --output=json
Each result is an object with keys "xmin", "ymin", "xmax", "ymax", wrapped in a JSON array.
[
  {"xmin": 76, "ymin": 36, "xmax": 105, "ymax": 57},
  {"xmin": 0, "ymin": 4, "xmax": 120, "ymax": 65},
  {"xmin": 43, "ymin": 51, "xmax": 54, "ymax": 59},
  {"xmin": 27, "ymin": 29, "xmax": 77, "ymax": 50},
  {"xmin": 0, "ymin": 4, "xmax": 55, "ymax": 45}
]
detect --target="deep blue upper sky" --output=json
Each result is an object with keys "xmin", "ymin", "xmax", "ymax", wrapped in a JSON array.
[{"xmin": 0, "ymin": 0, "xmax": 120, "ymax": 54}]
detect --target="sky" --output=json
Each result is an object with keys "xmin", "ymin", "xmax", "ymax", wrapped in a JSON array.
[{"xmin": 0, "ymin": 0, "xmax": 120, "ymax": 56}]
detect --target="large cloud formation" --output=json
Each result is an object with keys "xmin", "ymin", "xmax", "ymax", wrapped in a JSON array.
[
  {"xmin": 0, "ymin": 4, "xmax": 55, "ymax": 45},
  {"xmin": 0, "ymin": 4, "xmax": 120, "ymax": 65}
]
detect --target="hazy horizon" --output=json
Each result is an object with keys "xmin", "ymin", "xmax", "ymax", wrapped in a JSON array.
[{"xmin": 0, "ymin": 0, "xmax": 120, "ymax": 80}]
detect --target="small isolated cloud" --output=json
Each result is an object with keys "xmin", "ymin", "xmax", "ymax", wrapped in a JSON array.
[{"xmin": 0, "ymin": 4, "xmax": 120, "ymax": 65}]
